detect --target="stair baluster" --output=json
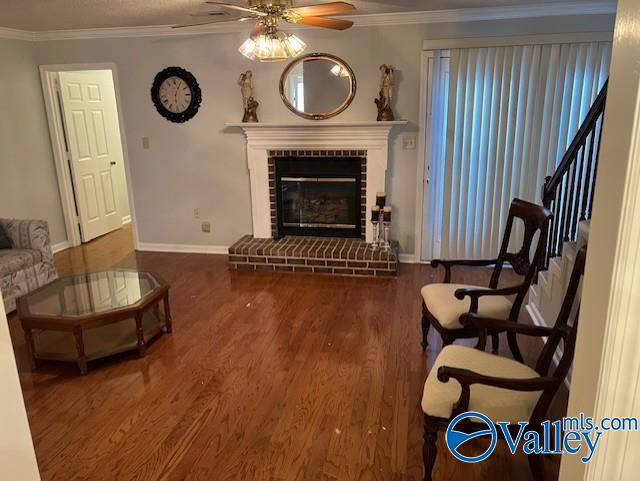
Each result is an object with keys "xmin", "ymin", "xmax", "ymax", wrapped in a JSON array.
[{"xmin": 541, "ymin": 80, "xmax": 607, "ymax": 269}]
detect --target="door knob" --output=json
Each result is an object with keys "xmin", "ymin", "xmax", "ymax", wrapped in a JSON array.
[{"xmin": 110, "ymin": 161, "xmax": 117, "ymax": 166}]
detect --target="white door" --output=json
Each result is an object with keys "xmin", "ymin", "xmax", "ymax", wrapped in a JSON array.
[{"xmin": 58, "ymin": 71, "xmax": 123, "ymax": 242}]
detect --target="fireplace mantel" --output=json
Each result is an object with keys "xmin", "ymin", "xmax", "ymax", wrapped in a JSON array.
[
  {"xmin": 227, "ymin": 120, "xmax": 407, "ymax": 242},
  {"xmin": 226, "ymin": 121, "xmax": 407, "ymax": 146}
]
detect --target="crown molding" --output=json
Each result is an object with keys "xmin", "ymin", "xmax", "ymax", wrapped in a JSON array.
[
  {"xmin": 346, "ymin": 1, "xmax": 616, "ymax": 27},
  {"xmin": 0, "ymin": 1, "xmax": 616, "ymax": 42},
  {"xmin": 0, "ymin": 26, "xmax": 36, "ymax": 41}
]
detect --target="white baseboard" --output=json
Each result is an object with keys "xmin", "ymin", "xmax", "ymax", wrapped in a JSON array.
[
  {"xmin": 137, "ymin": 242, "xmax": 229, "ymax": 255},
  {"xmin": 52, "ymin": 240, "xmax": 71, "ymax": 254},
  {"xmin": 122, "ymin": 215, "xmax": 132, "ymax": 225},
  {"xmin": 399, "ymin": 253, "xmax": 418, "ymax": 264}
]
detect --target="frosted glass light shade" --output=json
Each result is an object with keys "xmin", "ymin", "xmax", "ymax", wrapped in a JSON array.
[{"xmin": 238, "ymin": 32, "xmax": 306, "ymax": 62}]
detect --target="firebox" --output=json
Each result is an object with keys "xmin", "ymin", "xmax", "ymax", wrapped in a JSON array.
[{"xmin": 275, "ymin": 156, "xmax": 362, "ymax": 238}]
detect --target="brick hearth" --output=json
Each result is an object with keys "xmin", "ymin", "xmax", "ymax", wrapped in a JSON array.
[{"xmin": 228, "ymin": 235, "xmax": 399, "ymax": 277}]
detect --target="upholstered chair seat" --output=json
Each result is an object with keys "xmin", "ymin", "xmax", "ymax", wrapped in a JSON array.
[
  {"xmin": 421, "ymin": 283, "xmax": 513, "ymax": 329},
  {"xmin": 421, "ymin": 345, "xmax": 542, "ymax": 422}
]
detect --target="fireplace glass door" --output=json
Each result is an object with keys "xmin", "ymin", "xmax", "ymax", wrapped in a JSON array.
[{"xmin": 276, "ymin": 157, "xmax": 362, "ymax": 238}]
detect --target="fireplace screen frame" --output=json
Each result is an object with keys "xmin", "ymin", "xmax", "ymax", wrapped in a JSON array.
[{"xmin": 275, "ymin": 156, "xmax": 363, "ymax": 238}]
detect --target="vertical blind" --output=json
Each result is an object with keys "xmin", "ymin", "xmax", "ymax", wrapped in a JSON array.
[{"xmin": 438, "ymin": 41, "xmax": 611, "ymax": 259}]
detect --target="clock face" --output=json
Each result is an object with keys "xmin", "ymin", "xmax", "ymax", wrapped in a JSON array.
[
  {"xmin": 151, "ymin": 67, "xmax": 202, "ymax": 123},
  {"xmin": 159, "ymin": 76, "xmax": 192, "ymax": 114}
]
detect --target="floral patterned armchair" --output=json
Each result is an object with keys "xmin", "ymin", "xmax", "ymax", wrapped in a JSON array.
[{"xmin": 0, "ymin": 219, "xmax": 58, "ymax": 313}]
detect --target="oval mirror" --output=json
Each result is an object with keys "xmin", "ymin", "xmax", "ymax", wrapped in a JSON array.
[{"xmin": 280, "ymin": 53, "xmax": 356, "ymax": 120}]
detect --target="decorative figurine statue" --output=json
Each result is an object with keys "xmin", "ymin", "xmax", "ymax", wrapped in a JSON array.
[
  {"xmin": 243, "ymin": 97, "xmax": 259, "ymax": 123},
  {"xmin": 375, "ymin": 64, "xmax": 395, "ymax": 121},
  {"xmin": 239, "ymin": 70, "xmax": 258, "ymax": 122}
]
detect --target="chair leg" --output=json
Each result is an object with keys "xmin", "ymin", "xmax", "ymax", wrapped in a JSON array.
[
  {"xmin": 423, "ymin": 418, "xmax": 438, "ymax": 481},
  {"xmin": 491, "ymin": 333, "xmax": 500, "ymax": 354},
  {"xmin": 527, "ymin": 452, "xmax": 546, "ymax": 481},
  {"xmin": 421, "ymin": 311, "xmax": 430, "ymax": 351},
  {"xmin": 508, "ymin": 332, "xmax": 524, "ymax": 363}
]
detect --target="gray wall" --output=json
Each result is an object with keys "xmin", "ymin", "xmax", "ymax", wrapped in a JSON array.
[
  {"xmin": 0, "ymin": 39, "xmax": 67, "ymax": 244},
  {"xmin": 2, "ymin": 13, "xmax": 615, "ymax": 253}
]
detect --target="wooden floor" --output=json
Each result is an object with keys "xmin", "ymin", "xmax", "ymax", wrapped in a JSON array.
[{"xmin": 8, "ymin": 225, "xmax": 565, "ymax": 481}]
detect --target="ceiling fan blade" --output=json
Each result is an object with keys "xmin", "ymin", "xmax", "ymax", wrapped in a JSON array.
[
  {"xmin": 172, "ymin": 17, "xmax": 246, "ymax": 28},
  {"xmin": 294, "ymin": 16, "xmax": 354, "ymax": 30},
  {"xmin": 205, "ymin": 1, "xmax": 267, "ymax": 16},
  {"xmin": 288, "ymin": 2, "xmax": 355, "ymax": 17},
  {"xmin": 190, "ymin": 11, "xmax": 231, "ymax": 17}
]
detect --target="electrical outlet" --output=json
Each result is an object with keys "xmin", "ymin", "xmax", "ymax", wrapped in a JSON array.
[
  {"xmin": 201, "ymin": 221, "xmax": 211, "ymax": 233},
  {"xmin": 194, "ymin": 208, "xmax": 201, "ymax": 219},
  {"xmin": 142, "ymin": 137, "xmax": 150, "ymax": 150},
  {"xmin": 402, "ymin": 135, "xmax": 417, "ymax": 150}
]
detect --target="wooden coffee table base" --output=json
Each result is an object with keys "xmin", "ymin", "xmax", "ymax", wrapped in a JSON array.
[{"xmin": 18, "ymin": 272, "xmax": 172, "ymax": 375}]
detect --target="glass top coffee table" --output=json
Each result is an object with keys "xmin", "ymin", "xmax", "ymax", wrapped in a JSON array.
[{"xmin": 17, "ymin": 270, "xmax": 172, "ymax": 374}]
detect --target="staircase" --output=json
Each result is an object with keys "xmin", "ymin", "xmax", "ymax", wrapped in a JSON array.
[
  {"xmin": 527, "ymin": 81, "xmax": 607, "ymax": 328},
  {"xmin": 527, "ymin": 220, "xmax": 589, "ymax": 327}
]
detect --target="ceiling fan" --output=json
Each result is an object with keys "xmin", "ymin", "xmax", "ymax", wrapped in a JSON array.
[
  {"xmin": 174, "ymin": 1, "xmax": 356, "ymax": 61},
  {"xmin": 176, "ymin": 1, "xmax": 356, "ymax": 32}
]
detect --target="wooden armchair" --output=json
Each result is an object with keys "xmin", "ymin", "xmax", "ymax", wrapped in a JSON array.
[
  {"xmin": 421, "ymin": 246, "xmax": 586, "ymax": 481},
  {"xmin": 421, "ymin": 199, "xmax": 551, "ymax": 361}
]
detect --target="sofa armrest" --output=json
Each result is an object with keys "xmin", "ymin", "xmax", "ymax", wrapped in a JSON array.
[{"xmin": 0, "ymin": 218, "xmax": 55, "ymax": 267}]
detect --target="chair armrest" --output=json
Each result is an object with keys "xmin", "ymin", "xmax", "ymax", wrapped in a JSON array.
[
  {"xmin": 430, "ymin": 258, "xmax": 498, "ymax": 283},
  {"xmin": 460, "ymin": 312, "xmax": 557, "ymax": 337},
  {"xmin": 0, "ymin": 219, "xmax": 55, "ymax": 267},
  {"xmin": 453, "ymin": 285, "xmax": 523, "ymax": 319},
  {"xmin": 436, "ymin": 365, "xmax": 558, "ymax": 415},
  {"xmin": 438, "ymin": 366, "xmax": 557, "ymax": 390},
  {"xmin": 454, "ymin": 285, "xmax": 523, "ymax": 301}
]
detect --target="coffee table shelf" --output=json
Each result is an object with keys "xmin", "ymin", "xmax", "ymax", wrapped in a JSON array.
[{"xmin": 17, "ymin": 270, "xmax": 172, "ymax": 374}]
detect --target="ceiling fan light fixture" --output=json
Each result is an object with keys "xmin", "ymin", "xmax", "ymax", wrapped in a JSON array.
[
  {"xmin": 282, "ymin": 33, "xmax": 307, "ymax": 57},
  {"xmin": 239, "ymin": 30, "xmax": 306, "ymax": 62},
  {"xmin": 239, "ymin": 37, "xmax": 258, "ymax": 60}
]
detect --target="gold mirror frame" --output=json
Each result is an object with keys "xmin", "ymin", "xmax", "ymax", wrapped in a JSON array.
[{"xmin": 279, "ymin": 53, "xmax": 357, "ymax": 121}]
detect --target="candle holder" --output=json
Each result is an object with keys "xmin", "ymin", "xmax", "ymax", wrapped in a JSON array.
[
  {"xmin": 381, "ymin": 221, "xmax": 391, "ymax": 251},
  {"xmin": 370, "ymin": 203, "xmax": 392, "ymax": 250},
  {"xmin": 372, "ymin": 219, "xmax": 380, "ymax": 249}
]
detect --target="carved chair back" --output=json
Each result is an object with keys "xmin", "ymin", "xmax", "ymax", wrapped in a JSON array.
[{"xmin": 489, "ymin": 199, "xmax": 552, "ymax": 316}]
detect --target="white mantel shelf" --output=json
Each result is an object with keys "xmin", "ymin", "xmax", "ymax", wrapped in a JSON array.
[
  {"xmin": 226, "ymin": 121, "xmax": 408, "ymax": 128},
  {"xmin": 228, "ymin": 120, "xmax": 407, "ymax": 243},
  {"xmin": 226, "ymin": 121, "xmax": 407, "ymax": 148}
]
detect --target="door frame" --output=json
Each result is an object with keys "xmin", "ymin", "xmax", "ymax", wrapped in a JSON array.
[
  {"xmin": 39, "ymin": 63, "xmax": 139, "ymax": 249},
  {"xmin": 413, "ymin": 50, "xmax": 432, "ymax": 264},
  {"xmin": 415, "ymin": 50, "xmax": 449, "ymax": 263}
]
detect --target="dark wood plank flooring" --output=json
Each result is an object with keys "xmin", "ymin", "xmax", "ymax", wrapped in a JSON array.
[{"xmin": 7, "ymin": 225, "xmax": 565, "ymax": 481}]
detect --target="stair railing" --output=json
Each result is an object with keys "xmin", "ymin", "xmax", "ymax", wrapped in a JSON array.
[{"xmin": 541, "ymin": 80, "xmax": 608, "ymax": 269}]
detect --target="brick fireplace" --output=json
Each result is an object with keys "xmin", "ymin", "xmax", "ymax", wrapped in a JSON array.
[
  {"xmin": 269, "ymin": 150, "xmax": 367, "ymax": 240},
  {"xmin": 227, "ymin": 121, "xmax": 406, "ymax": 276}
]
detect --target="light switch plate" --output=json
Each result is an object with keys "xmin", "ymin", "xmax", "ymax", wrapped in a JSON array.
[
  {"xmin": 142, "ymin": 137, "xmax": 150, "ymax": 149},
  {"xmin": 402, "ymin": 136, "xmax": 417, "ymax": 150},
  {"xmin": 194, "ymin": 208, "xmax": 201, "ymax": 219},
  {"xmin": 201, "ymin": 221, "xmax": 211, "ymax": 233}
]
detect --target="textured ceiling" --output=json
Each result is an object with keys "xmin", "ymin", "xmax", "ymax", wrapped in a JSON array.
[{"xmin": 1, "ymin": 0, "xmax": 607, "ymax": 31}]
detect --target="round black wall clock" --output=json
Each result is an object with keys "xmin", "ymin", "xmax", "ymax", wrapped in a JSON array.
[{"xmin": 151, "ymin": 67, "xmax": 202, "ymax": 123}]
